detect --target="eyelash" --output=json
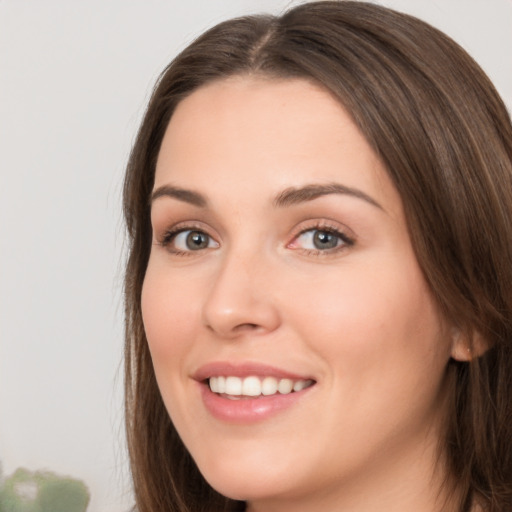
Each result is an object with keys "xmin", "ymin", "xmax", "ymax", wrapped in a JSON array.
[
  {"xmin": 158, "ymin": 223, "xmax": 216, "ymax": 257},
  {"xmin": 157, "ymin": 221, "xmax": 355, "ymax": 257},
  {"xmin": 289, "ymin": 223, "xmax": 355, "ymax": 256}
]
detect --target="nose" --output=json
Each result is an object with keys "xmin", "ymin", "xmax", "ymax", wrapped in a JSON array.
[{"xmin": 202, "ymin": 251, "xmax": 281, "ymax": 339}]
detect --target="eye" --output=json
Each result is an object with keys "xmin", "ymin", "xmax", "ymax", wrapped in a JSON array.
[
  {"xmin": 289, "ymin": 226, "xmax": 354, "ymax": 253},
  {"xmin": 161, "ymin": 228, "xmax": 219, "ymax": 253}
]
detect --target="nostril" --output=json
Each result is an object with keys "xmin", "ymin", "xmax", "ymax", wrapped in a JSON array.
[
  {"xmin": 206, "ymin": 322, "xmax": 259, "ymax": 334},
  {"xmin": 235, "ymin": 323, "xmax": 260, "ymax": 331}
]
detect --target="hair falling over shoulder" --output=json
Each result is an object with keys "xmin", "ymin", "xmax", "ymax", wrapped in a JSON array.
[{"xmin": 122, "ymin": 2, "xmax": 512, "ymax": 511}]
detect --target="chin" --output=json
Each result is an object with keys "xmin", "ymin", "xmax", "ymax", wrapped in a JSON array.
[{"xmin": 196, "ymin": 451, "xmax": 301, "ymax": 503}]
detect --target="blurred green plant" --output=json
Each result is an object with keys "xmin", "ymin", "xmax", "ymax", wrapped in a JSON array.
[{"xmin": 0, "ymin": 466, "xmax": 90, "ymax": 512}]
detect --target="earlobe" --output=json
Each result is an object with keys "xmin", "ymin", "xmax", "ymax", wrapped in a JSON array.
[{"xmin": 450, "ymin": 328, "xmax": 487, "ymax": 361}]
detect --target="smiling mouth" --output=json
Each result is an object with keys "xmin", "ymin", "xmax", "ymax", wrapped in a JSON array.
[{"xmin": 208, "ymin": 376, "xmax": 315, "ymax": 399}]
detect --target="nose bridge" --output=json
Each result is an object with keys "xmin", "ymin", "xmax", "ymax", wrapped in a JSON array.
[{"xmin": 202, "ymin": 241, "xmax": 280, "ymax": 338}]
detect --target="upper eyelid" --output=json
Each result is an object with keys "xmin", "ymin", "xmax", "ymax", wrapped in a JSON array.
[
  {"xmin": 296, "ymin": 225, "xmax": 342, "ymax": 236},
  {"xmin": 158, "ymin": 227, "xmax": 219, "ymax": 255},
  {"xmin": 156, "ymin": 220, "xmax": 213, "ymax": 237},
  {"xmin": 155, "ymin": 222, "xmax": 216, "ymax": 247},
  {"xmin": 154, "ymin": 218, "xmax": 356, "ymax": 246},
  {"xmin": 290, "ymin": 218, "xmax": 355, "ymax": 239},
  {"xmin": 291, "ymin": 226, "xmax": 354, "ymax": 247}
]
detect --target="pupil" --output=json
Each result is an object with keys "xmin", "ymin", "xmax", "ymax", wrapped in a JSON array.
[
  {"xmin": 186, "ymin": 231, "xmax": 208, "ymax": 250},
  {"xmin": 313, "ymin": 231, "xmax": 337, "ymax": 249}
]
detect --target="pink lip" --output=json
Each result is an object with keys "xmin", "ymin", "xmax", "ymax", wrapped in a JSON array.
[
  {"xmin": 193, "ymin": 361, "xmax": 316, "ymax": 424},
  {"xmin": 193, "ymin": 361, "xmax": 312, "ymax": 381}
]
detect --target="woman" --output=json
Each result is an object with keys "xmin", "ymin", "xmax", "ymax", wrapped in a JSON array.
[{"xmin": 122, "ymin": 2, "xmax": 512, "ymax": 511}]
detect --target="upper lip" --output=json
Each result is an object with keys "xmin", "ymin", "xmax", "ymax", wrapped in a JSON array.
[{"xmin": 193, "ymin": 361, "xmax": 315, "ymax": 382}]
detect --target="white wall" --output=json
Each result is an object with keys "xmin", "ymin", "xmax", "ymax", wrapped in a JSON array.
[{"xmin": 1, "ymin": 1, "xmax": 510, "ymax": 511}]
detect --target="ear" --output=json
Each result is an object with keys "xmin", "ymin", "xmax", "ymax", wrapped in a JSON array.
[{"xmin": 450, "ymin": 327, "xmax": 488, "ymax": 362}]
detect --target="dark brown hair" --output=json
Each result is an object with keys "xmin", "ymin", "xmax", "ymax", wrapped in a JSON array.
[{"xmin": 123, "ymin": 2, "xmax": 512, "ymax": 511}]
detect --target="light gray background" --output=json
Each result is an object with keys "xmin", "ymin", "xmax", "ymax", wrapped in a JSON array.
[{"xmin": 1, "ymin": 1, "xmax": 511, "ymax": 511}]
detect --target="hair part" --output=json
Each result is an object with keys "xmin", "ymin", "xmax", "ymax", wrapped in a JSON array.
[{"xmin": 123, "ymin": 2, "xmax": 512, "ymax": 511}]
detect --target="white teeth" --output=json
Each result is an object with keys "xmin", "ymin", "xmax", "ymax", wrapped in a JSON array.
[
  {"xmin": 278, "ymin": 378, "xmax": 293, "ymax": 394},
  {"xmin": 225, "ymin": 376, "xmax": 242, "ymax": 395},
  {"xmin": 208, "ymin": 375, "xmax": 313, "ymax": 397},
  {"xmin": 261, "ymin": 376, "xmax": 278, "ymax": 396},
  {"xmin": 210, "ymin": 376, "xmax": 219, "ymax": 393},
  {"xmin": 242, "ymin": 376, "xmax": 261, "ymax": 396},
  {"xmin": 293, "ymin": 380, "xmax": 307, "ymax": 392}
]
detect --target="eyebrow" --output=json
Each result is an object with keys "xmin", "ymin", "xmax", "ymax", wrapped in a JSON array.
[
  {"xmin": 273, "ymin": 183, "xmax": 383, "ymax": 210},
  {"xmin": 151, "ymin": 185, "xmax": 207, "ymax": 207},
  {"xmin": 150, "ymin": 182, "xmax": 383, "ymax": 211}
]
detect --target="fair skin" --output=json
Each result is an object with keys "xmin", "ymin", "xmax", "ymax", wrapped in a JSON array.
[{"xmin": 142, "ymin": 77, "xmax": 466, "ymax": 512}]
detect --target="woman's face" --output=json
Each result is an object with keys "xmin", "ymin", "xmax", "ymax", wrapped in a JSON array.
[{"xmin": 142, "ymin": 77, "xmax": 456, "ymax": 510}]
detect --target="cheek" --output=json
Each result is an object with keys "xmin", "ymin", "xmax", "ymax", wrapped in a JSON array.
[
  {"xmin": 282, "ymin": 260, "xmax": 452, "ymax": 462},
  {"xmin": 287, "ymin": 256, "xmax": 451, "ymax": 391},
  {"xmin": 141, "ymin": 261, "xmax": 200, "ymax": 372}
]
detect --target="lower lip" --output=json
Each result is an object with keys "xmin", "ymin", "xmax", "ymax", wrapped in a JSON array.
[{"xmin": 199, "ymin": 382, "xmax": 314, "ymax": 424}]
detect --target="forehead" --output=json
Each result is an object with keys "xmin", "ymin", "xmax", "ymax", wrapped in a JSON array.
[
  {"xmin": 154, "ymin": 76, "xmax": 401, "ymax": 218},
  {"xmin": 159, "ymin": 76, "xmax": 357, "ymax": 165}
]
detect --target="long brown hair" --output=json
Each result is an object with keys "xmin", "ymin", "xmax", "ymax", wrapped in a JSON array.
[{"xmin": 123, "ymin": 2, "xmax": 512, "ymax": 511}]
